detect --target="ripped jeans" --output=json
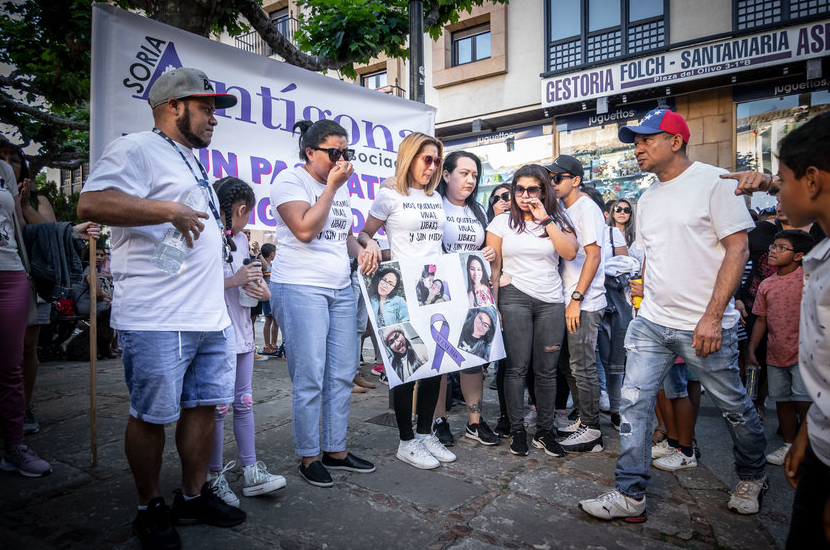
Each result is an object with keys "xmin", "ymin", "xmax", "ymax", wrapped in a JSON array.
[
  {"xmin": 498, "ymin": 284, "xmax": 565, "ymax": 433},
  {"xmin": 615, "ymin": 316, "xmax": 766, "ymax": 499}
]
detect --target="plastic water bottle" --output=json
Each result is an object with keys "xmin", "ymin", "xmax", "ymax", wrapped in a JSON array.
[
  {"xmin": 745, "ymin": 364, "xmax": 760, "ymax": 400},
  {"xmin": 151, "ymin": 185, "xmax": 208, "ymax": 274},
  {"xmin": 239, "ymin": 258, "xmax": 261, "ymax": 307}
]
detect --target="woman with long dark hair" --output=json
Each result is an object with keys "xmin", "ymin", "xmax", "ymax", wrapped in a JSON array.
[
  {"xmin": 486, "ymin": 164, "xmax": 578, "ymax": 457},
  {"xmin": 486, "ymin": 183, "xmax": 511, "ymax": 221},
  {"xmin": 367, "ymin": 265, "xmax": 409, "ymax": 325},
  {"xmin": 382, "ymin": 327, "xmax": 427, "ymax": 383},
  {"xmin": 457, "ymin": 306, "xmax": 498, "ymax": 359},
  {"xmin": 270, "ymin": 119, "xmax": 375, "ymax": 487}
]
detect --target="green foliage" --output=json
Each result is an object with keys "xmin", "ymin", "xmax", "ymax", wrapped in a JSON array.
[{"xmin": 34, "ymin": 173, "xmax": 80, "ymax": 225}]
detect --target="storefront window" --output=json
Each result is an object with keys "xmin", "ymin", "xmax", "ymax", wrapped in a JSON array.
[{"xmin": 736, "ymin": 89, "xmax": 830, "ymax": 209}]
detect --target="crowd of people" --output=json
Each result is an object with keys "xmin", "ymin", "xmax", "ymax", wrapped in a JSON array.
[{"xmin": 1, "ymin": 66, "xmax": 827, "ymax": 550}]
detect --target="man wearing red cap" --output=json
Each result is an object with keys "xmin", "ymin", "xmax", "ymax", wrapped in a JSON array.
[{"xmin": 579, "ymin": 108, "xmax": 768, "ymax": 522}]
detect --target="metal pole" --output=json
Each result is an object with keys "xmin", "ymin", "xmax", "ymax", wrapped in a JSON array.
[
  {"xmin": 88, "ymin": 238, "xmax": 98, "ymax": 467},
  {"xmin": 409, "ymin": 0, "xmax": 425, "ymax": 103}
]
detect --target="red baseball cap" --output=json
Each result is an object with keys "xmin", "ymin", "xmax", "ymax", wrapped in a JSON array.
[{"xmin": 618, "ymin": 109, "xmax": 690, "ymax": 144}]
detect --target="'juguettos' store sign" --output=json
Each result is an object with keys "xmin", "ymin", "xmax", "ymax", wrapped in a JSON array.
[{"xmin": 541, "ymin": 19, "xmax": 830, "ymax": 107}]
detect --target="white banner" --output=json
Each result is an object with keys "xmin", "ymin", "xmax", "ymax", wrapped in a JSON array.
[
  {"xmin": 360, "ymin": 252, "xmax": 506, "ymax": 388},
  {"xmin": 90, "ymin": 4, "xmax": 435, "ymax": 231}
]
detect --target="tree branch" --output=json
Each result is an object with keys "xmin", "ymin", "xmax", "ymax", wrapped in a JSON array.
[
  {"xmin": 0, "ymin": 74, "xmax": 41, "ymax": 96},
  {"xmin": 0, "ymin": 93, "xmax": 89, "ymax": 131},
  {"xmin": 424, "ymin": 2, "xmax": 442, "ymax": 28}
]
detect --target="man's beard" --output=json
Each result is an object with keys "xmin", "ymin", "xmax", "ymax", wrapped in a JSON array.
[{"xmin": 176, "ymin": 104, "xmax": 210, "ymax": 149}]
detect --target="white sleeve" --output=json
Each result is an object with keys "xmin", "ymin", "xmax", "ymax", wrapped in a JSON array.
[
  {"xmin": 369, "ymin": 187, "xmax": 394, "ymax": 222},
  {"xmin": 486, "ymin": 212, "xmax": 508, "ymax": 238},
  {"xmin": 611, "ymin": 227, "xmax": 626, "ymax": 247},
  {"xmin": 271, "ymin": 169, "xmax": 311, "ymax": 208},
  {"xmin": 575, "ymin": 201, "xmax": 600, "ymax": 248},
  {"xmin": 82, "ymin": 137, "xmax": 149, "ymax": 198},
  {"xmin": 0, "ymin": 161, "xmax": 16, "ymax": 196},
  {"xmin": 709, "ymin": 178, "xmax": 755, "ymax": 240}
]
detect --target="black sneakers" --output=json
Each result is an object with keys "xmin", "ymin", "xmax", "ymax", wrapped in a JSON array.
[
  {"xmin": 299, "ymin": 460, "xmax": 334, "ymax": 487},
  {"xmin": 433, "ymin": 417, "xmax": 455, "ymax": 447},
  {"xmin": 133, "ymin": 497, "xmax": 181, "ymax": 550},
  {"xmin": 532, "ymin": 430, "xmax": 567, "ymax": 457},
  {"xmin": 494, "ymin": 415, "xmax": 511, "ymax": 438},
  {"xmin": 321, "ymin": 452, "xmax": 376, "ymax": 473},
  {"xmin": 465, "ymin": 419, "xmax": 501, "ymax": 446},
  {"xmin": 170, "ymin": 482, "xmax": 246, "ymax": 528},
  {"xmin": 509, "ymin": 429, "xmax": 530, "ymax": 456}
]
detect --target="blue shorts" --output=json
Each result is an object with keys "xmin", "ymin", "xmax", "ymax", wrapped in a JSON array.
[
  {"xmin": 261, "ymin": 298, "xmax": 272, "ymax": 317},
  {"xmin": 662, "ymin": 362, "xmax": 689, "ymax": 399},
  {"xmin": 120, "ymin": 328, "xmax": 236, "ymax": 424},
  {"xmin": 767, "ymin": 363, "xmax": 810, "ymax": 402}
]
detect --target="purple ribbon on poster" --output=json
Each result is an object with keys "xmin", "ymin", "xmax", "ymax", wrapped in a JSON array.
[{"xmin": 430, "ymin": 313, "xmax": 465, "ymax": 372}]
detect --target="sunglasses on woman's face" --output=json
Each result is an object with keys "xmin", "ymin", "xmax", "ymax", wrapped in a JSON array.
[
  {"xmin": 614, "ymin": 206, "xmax": 632, "ymax": 214},
  {"xmin": 514, "ymin": 185, "xmax": 542, "ymax": 197},
  {"xmin": 311, "ymin": 147, "xmax": 356, "ymax": 162},
  {"xmin": 419, "ymin": 155, "xmax": 442, "ymax": 167},
  {"xmin": 491, "ymin": 191, "xmax": 510, "ymax": 203}
]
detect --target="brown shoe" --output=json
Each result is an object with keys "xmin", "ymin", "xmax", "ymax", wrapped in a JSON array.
[
  {"xmin": 351, "ymin": 384, "xmax": 366, "ymax": 394},
  {"xmin": 353, "ymin": 374, "xmax": 377, "ymax": 389}
]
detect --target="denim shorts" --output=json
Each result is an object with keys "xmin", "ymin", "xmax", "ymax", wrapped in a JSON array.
[
  {"xmin": 120, "ymin": 328, "xmax": 236, "ymax": 424},
  {"xmin": 767, "ymin": 363, "xmax": 810, "ymax": 402},
  {"xmin": 261, "ymin": 298, "xmax": 272, "ymax": 317},
  {"xmin": 662, "ymin": 362, "xmax": 689, "ymax": 399}
]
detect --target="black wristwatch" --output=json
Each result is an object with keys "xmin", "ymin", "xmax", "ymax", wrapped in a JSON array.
[
  {"xmin": 571, "ymin": 290, "xmax": 584, "ymax": 302},
  {"xmin": 540, "ymin": 215, "xmax": 554, "ymax": 227}
]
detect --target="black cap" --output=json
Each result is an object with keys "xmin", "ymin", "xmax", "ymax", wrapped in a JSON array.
[{"xmin": 544, "ymin": 155, "xmax": 584, "ymax": 178}]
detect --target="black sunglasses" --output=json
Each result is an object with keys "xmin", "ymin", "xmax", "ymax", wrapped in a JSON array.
[
  {"xmin": 490, "ymin": 191, "xmax": 511, "ymax": 204},
  {"xmin": 551, "ymin": 173, "xmax": 575, "ymax": 185},
  {"xmin": 614, "ymin": 206, "xmax": 632, "ymax": 214},
  {"xmin": 310, "ymin": 147, "xmax": 356, "ymax": 162}
]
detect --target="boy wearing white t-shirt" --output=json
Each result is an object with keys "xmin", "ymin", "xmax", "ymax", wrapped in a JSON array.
[{"xmin": 548, "ymin": 155, "xmax": 607, "ymax": 453}]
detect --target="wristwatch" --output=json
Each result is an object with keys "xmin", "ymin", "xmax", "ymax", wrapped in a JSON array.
[
  {"xmin": 571, "ymin": 290, "xmax": 584, "ymax": 302},
  {"xmin": 540, "ymin": 215, "xmax": 554, "ymax": 227}
]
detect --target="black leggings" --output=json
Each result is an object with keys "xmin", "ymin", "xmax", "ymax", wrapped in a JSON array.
[{"xmin": 393, "ymin": 376, "xmax": 442, "ymax": 440}]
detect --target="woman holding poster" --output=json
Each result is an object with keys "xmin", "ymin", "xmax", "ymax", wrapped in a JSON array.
[
  {"xmin": 358, "ymin": 132, "xmax": 456, "ymax": 470},
  {"xmin": 486, "ymin": 164, "xmax": 578, "ymax": 458},
  {"xmin": 430, "ymin": 151, "xmax": 501, "ymax": 448},
  {"xmin": 270, "ymin": 119, "xmax": 375, "ymax": 488}
]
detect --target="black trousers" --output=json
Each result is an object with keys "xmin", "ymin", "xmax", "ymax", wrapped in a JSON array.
[
  {"xmin": 786, "ymin": 443, "xmax": 830, "ymax": 550},
  {"xmin": 393, "ymin": 376, "xmax": 442, "ymax": 440}
]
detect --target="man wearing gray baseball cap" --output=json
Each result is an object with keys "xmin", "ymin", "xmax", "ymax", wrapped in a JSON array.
[{"xmin": 78, "ymin": 68, "xmax": 243, "ymax": 550}]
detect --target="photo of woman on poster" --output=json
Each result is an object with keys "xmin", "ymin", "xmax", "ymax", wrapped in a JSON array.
[
  {"xmin": 415, "ymin": 264, "xmax": 436, "ymax": 305},
  {"xmin": 464, "ymin": 254, "xmax": 494, "ymax": 307},
  {"xmin": 383, "ymin": 325, "xmax": 427, "ymax": 383},
  {"xmin": 367, "ymin": 265, "xmax": 409, "ymax": 327},
  {"xmin": 457, "ymin": 306, "xmax": 498, "ymax": 360},
  {"xmin": 423, "ymin": 278, "xmax": 448, "ymax": 305}
]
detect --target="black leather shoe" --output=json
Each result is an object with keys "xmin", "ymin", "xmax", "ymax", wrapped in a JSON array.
[
  {"xmin": 170, "ymin": 482, "xmax": 246, "ymax": 527},
  {"xmin": 299, "ymin": 460, "xmax": 334, "ymax": 487},
  {"xmin": 133, "ymin": 496, "xmax": 181, "ymax": 550},
  {"xmin": 322, "ymin": 452, "xmax": 376, "ymax": 473}
]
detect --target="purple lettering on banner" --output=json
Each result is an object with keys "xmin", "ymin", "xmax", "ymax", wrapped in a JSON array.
[
  {"xmin": 429, "ymin": 313, "xmax": 465, "ymax": 372},
  {"xmin": 334, "ymin": 113, "xmax": 361, "ymax": 146},
  {"xmin": 213, "ymin": 83, "xmax": 254, "ymax": 124},
  {"xmin": 256, "ymin": 197, "xmax": 276, "ymax": 227},
  {"xmin": 303, "ymin": 105, "xmax": 332, "ymax": 121},
  {"xmin": 351, "ymin": 208, "xmax": 364, "ymax": 233},
  {"xmin": 198, "ymin": 148, "xmax": 210, "ymax": 171},
  {"xmin": 212, "ymin": 150, "xmax": 238, "ymax": 178},
  {"xmin": 346, "ymin": 173, "xmax": 364, "ymax": 198},
  {"xmin": 269, "ymin": 160, "xmax": 288, "ymax": 185},
  {"xmin": 361, "ymin": 174, "xmax": 379, "ymax": 200},
  {"xmin": 364, "ymin": 120, "xmax": 395, "ymax": 152},
  {"xmin": 251, "ymin": 156, "xmax": 272, "ymax": 184}
]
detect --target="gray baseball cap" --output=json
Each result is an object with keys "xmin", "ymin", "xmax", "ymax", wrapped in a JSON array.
[{"xmin": 148, "ymin": 67, "xmax": 237, "ymax": 110}]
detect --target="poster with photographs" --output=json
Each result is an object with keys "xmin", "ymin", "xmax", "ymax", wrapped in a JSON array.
[{"xmin": 359, "ymin": 252, "xmax": 506, "ymax": 388}]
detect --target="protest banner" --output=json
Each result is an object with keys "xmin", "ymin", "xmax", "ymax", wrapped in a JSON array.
[
  {"xmin": 90, "ymin": 4, "xmax": 435, "ymax": 231},
  {"xmin": 360, "ymin": 251, "xmax": 506, "ymax": 388}
]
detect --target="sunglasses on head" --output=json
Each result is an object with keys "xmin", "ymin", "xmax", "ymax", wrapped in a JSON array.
[
  {"xmin": 490, "ymin": 191, "xmax": 511, "ymax": 203},
  {"xmin": 551, "ymin": 173, "xmax": 575, "ymax": 185},
  {"xmin": 310, "ymin": 147, "xmax": 356, "ymax": 162},
  {"xmin": 614, "ymin": 206, "xmax": 632, "ymax": 214},
  {"xmin": 419, "ymin": 154, "xmax": 442, "ymax": 167}
]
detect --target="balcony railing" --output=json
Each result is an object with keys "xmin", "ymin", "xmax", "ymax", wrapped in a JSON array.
[{"xmin": 235, "ymin": 14, "xmax": 299, "ymax": 58}]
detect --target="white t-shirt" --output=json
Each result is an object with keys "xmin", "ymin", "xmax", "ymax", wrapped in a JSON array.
[
  {"xmin": 442, "ymin": 197, "xmax": 485, "ymax": 253},
  {"xmin": 0, "ymin": 160, "xmax": 23, "ymax": 271},
  {"xmin": 560, "ymin": 196, "xmax": 607, "ymax": 312},
  {"xmin": 487, "ymin": 213, "xmax": 564, "ymax": 303},
  {"xmin": 605, "ymin": 226, "xmax": 627, "ymax": 261},
  {"xmin": 223, "ymin": 231, "xmax": 255, "ymax": 354},
  {"xmin": 270, "ymin": 166, "xmax": 351, "ymax": 289},
  {"xmin": 635, "ymin": 161, "xmax": 755, "ymax": 330},
  {"xmin": 368, "ymin": 187, "xmax": 445, "ymax": 260},
  {"xmin": 81, "ymin": 131, "xmax": 230, "ymax": 332}
]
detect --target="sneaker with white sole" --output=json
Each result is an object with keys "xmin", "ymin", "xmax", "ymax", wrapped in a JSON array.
[
  {"xmin": 599, "ymin": 391, "xmax": 610, "ymax": 412},
  {"xmin": 559, "ymin": 426, "xmax": 603, "ymax": 453},
  {"xmin": 207, "ymin": 462, "xmax": 240, "ymax": 507},
  {"xmin": 556, "ymin": 417, "xmax": 581, "ymax": 437},
  {"xmin": 416, "ymin": 433, "xmax": 457, "ymax": 463},
  {"xmin": 242, "ymin": 461, "xmax": 286, "ymax": 497},
  {"xmin": 727, "ymin": 476, "xmax": 769, "ymax": 515},
  {"xmin": 532, "ymin": 430, "xmax": 567, "ymax": 457},
  {"xmin": 554, "ymin": 409, "xmax": 570, "ymax": 431},
  {"xmin": 765, "ymin": 443, "xmax": 791, "ymax": 466},
  {"xmin": 651, "ymin": 439, "xmax": 675, "ymax": 459},
  {"xmin": 396, "ymin": 438, "xmax": 440, "ymax": 469},
  {"xmin": 0, "ymin": 444, "xmax": 52, "ymax": 477},
  {"xmin": 465, "ymin": 419, "xmax": 500, "ymax": 446},
  {"xmin": 653, "ymin": 449, "xmax": 697, "ymax": 471},
  {"xmin": 579, "ymin": 490, "xmax": 647, "ymax": 523}
]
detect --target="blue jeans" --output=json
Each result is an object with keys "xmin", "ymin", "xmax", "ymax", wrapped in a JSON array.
[
  {"xmin": 272, "ymin": 283, "xmax": 357, "ymax": 457},
  {"xmin": 615, "ymin": 316, "xmax": 766, "ymax": 499}
]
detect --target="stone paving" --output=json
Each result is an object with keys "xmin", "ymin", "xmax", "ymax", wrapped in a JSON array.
[{"xmin": 1, "ymin": 334, "xmax": 795, "ymax": 550}]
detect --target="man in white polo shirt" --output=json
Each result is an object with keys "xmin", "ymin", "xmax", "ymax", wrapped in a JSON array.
[{"xmin": 579, "ymin": 108, "xmax": 767, "ymax": 522}]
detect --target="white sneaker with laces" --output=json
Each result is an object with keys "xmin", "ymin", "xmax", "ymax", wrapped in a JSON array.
[
  {"xmin": 416, "ymin": 433, "xmax": 457, "ymax": 463},
  {"xmin": 765, "ymin": 443, "xmax": 791, "ymax": 466},
  {"xmin": 242, "ymin": 461, "xmax": 286, "ymax": 496},
  {"xmin": 728, "ymin": 476, "xmax": 769, "ymax": 514},
  {"xmin": 653, "ymin": 449, "xmax": 697, "ymax": 471},
  {"xmin": 557, "ymin": 417, "xmax": 581, "ymax": 436},
  {"xmin": 599, "ymin": 391, "xmax": 610, "ymax": 412},
  {"xmin": 651, "ymin": 439, "xmax": 674, "ymax": 459},
  {"xmin": 397, "ymin": 438, "xmax": 440, "ymax": 469},
  {"xmin": 559, "ymin": 426, "xmax": 603, "ymax": 452},
  {"xmin": 207, "ymin": 461, "xmax": 240, "ymax": 507},
  {"xmin": 579, "ymin": 490, "xmax": 647, "ymax": 522}
]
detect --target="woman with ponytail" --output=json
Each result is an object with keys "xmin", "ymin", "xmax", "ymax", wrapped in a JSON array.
[{"xmin": 270, "ymin": 119, "xmax": 375, "ymax": 487}]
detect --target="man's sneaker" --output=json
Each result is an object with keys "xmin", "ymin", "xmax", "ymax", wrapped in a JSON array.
[
  {"xmin": 133, "ymin": 497, "xmax": 181, "ymax": 550},
  {"xmin": 379, "ymin": 371, "xmax": 389, "ymax": 386},
  {"xmin": 579, "ymin": 490, "xmax": 647, "ymax": 523},
  {"xmin": 0, "ymin": 444, "xmax": 52, "ymax": 477},
  {"xmin": 766, "ymin": 443, "xmax": 791, "ymax": 466},
  {"xmin": 416, "ymin": 433, "xmax": 457, "ymax": 462},
  {"xmin": 254, "ymin": 351, "xmax": 268, "ymax": 361},
  {"xmin": 494, "ymin": 415, "xmax": 511, "ymax": 438},
  {"xmin": 509, "ymin": 429, "xmax": 530, "ymax": 456},
  {"xmin": 727, "ymin": 476, "xmax": 769, "ymax": 515},
  {"xmin": 170, "ymin": 482, "xmax": 246, "ymax": 527},
  {"xmin": 396, "ymin": 438, "xmax": 440, "ymax": 469},
  {"xmin": 557, "ymin": 417, "xmax": 581, "ymax": 437},
  {"xmin": 651, "ymin": 439, "xmax": 675, "ymax": 459},
  {"xmin": 532, "ymin": 430, "xmax": 567, "ymax": 457},
  {"xmin": 610, "ymin": 412, "xmax": 621, "ymax": 431},
  {"xmin": 242, "ymin": 461, "xmax": 286, "ymax": 496},
  {"xmin": 560, "ymin": 426, "xmax": 604, "ymax": 453},
  {"xmin": 321, "ymin": 452, "xmax": 376, "ymax": 473},
  {"xmin": 298, "ymin": 460, "xmax": 333, "ymax": 488},
  {"xmin": 554, "ymin": 409, "xmax": 571, "ymax": 431},
  {"xmin": 599, "ymin": 390, "xmax": 611, "ymax": 412},
  {"xmin": 370, "ymin": 363, "xmax": 384, "ymax": 376},
  {"xmin": 523, "ymin": 406, "xmax": 537, "ymax": 429},
  {"xmin": 207, "ymin": 462, "xmax": 240, "ymax": 507},
  {"xmin": 23, "ymin": 405, "xmax": 40, "ymax": 435},
  {"xmin": 653, "ymin": 449, "xmax": 697, "ymax": 471},
  {"xmin": 432, "ymin": 417, "xmax": 455, "ymax": 447},
  {"xmin": 465, "ymin": 419, "xmax": 500, "ymax": 446}
]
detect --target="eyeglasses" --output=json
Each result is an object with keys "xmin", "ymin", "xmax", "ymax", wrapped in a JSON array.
[
  {"xmin": 476, "ymin": 313, "xmax": 492, "ymax": 331},
  {"xmin": 380, "ymin": 276, "xmax": 397, "ymax": 287},
  {"xmin": 310, "ymin": 147, "xmax": 356, "ymax": 162},
  {"xmin": 491, "ymin": 191, "xmax": 511, "ymax": 203},
  {"xmin": 551, "ymin": 173, "xmax": 575, "ymax": 185},
  {"xmin": 769, "ymin": 244, "xmax": 794, "ymax": 253},
  {"xmin": 614, "ymin": 206, "xmax": 632, "ymax": 214},
  {"xmin": 385, "ymin": 333, "xmax": 404, "ymax": 347},
  {"xmin": 514, "ymin": 185, "xmax": 542, "ymax": 197},
  {"xmin": 419, "ymin": 155, "xmax": 442, "ymax": 167}
]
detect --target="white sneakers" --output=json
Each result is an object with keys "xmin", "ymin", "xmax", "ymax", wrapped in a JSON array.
[
  {"xmin": 599, "ymin": 391, "xmax": 611, "ymax": 412},
  {"xmin": 416, "ymin": 433, "xmax": 457, "ymax": 463},
  {"xmin": 728, "ymin": 477, "xmax": 769, "ymax": 514},
  {"xmin": 242, "ymin": 461, "xmax": 286, "ymax": 496},
  {"xmin": 652, "ymin": 448, "xmax": 697, "ymax": 471},
  {"xmin": 766, "ymin": 443, "xmax": 792, "ymax": 466},
  {"xmin": 579, "ymin": 490, "xmax": 647, "ymax": 523},
  {"xmin": 207, "ymin": 462, "xmax": 240, "ymax": 507},
  {"xmin": 651, "ymin": 439, "xmax": 673, "ymax": 459},
  {"xmin": 396, "ymin": 433, "xmax": 457, "ymax": 469},
  {"xmin": 559, "ymin": 426, "xmax": 604, "ymax": 453}
]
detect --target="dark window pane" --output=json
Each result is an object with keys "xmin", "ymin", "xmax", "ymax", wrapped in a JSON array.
[
  {"xmin": 550, "ymin": 0, "xmax": 581, "ymax": 40},
  {"xmin": 589, "ymin": 0, "xmax": 621, "ymax": 31},
  {"xmin": 629, "ymin": 0, "xmax": 663, "ymax": 21}
]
